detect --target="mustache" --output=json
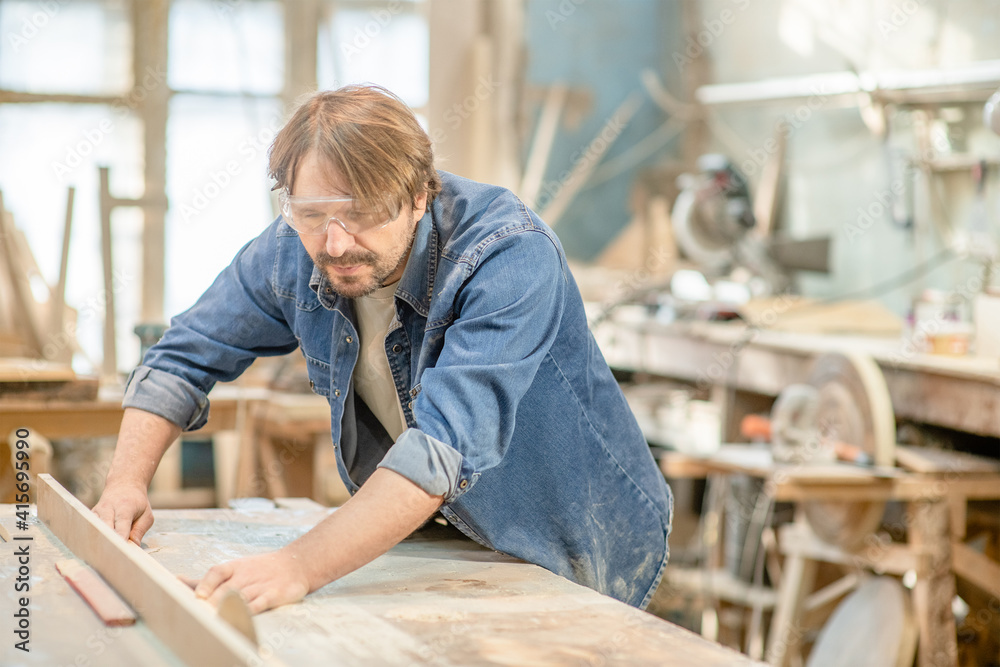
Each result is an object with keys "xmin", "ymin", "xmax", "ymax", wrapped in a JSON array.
[{"xmin": 314, "ymin": 249, "xmax": 378, "ymax": 267}]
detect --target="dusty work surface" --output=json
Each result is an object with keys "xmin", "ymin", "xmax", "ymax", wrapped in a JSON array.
[
  {"xmin": 2, "ymin": 504, "xmax": 759, "ymax": 666},
  {"xmin": 0, "ymin": 508, "xmax": 184, "ymax": 667}
]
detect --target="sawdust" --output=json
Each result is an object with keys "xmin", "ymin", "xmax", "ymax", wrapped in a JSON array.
[{"xmin": 383, "ymin": 606, "xmax": 470, "ymax": 623}]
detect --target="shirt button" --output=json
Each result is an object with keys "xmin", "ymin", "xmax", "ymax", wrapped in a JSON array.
[
  {"xmin": 459, "ymin": 480, "xmax": 468, "ymax": 489},
  {"xmin": 346, "ymin": 336, "xmax": 353, "ymax": 344},
  {"xmin": 334, "ymin": 389, "xmax": 341, "ymax": 397},
  {"xmin": 332, "ymin": 441, "xmax": 338, "ymax": 449},
  {"xmin": 392, "ymin": 344, "xmax": 402, "ymax": 353},
  {"xmin": 325, "ymin": 287, "xmax": 332, "ymax": 294},
  {"xmin": 309, "ymin": 380, "xmax": 315, "ymax": 389}
]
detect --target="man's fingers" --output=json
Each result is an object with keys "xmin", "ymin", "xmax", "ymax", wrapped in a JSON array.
[
  {"xmin": 246, "ymin": 591, "xmax": 271, "ymax": 615},
  {"xmin": 240, "ymin": 583, "xmax": 279, "ymax": 615},
  {"xmin": 112, "ymin": 511, "xmax": 133, "ymax": 541},
  {"xmin": 177, "ymin": 574, "xmax": 199, "ymax": 589},
  {"xmin": 129, "ymin": 509, "xmax": 154, "ymax": 544},
  {"xmin": 196, "ymin": 563, "xmax": 234, "ymax": 600}
]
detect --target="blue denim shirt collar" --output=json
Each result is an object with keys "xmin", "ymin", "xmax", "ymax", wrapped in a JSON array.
[{"xmin": 305, "ymin": 208, "xmax": 438, "ymax": 319}]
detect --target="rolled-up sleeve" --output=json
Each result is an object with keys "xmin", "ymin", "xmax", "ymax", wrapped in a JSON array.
[
  {"xmin": 377, "ymin": 427, "xmax": 467, "ymax": 501},
  {"xmin": 399, "ymin": 228, "xmax": 566, "ymax": 500},
  {"xmin": 124, "ymin": 220, "xmax": 299, "ymax": 430},
  {"xmin": 121, "ymin": 365, "xmax": 210, "ymax": 430}
]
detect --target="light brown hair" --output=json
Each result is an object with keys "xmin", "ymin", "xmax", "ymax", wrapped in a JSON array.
[{"xmin": 268, "ymin": 84, "xmax": 440, "ymax": 220}]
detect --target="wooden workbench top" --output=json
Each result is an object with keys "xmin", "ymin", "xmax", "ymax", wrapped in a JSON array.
[
  {"xmin": 592, "ymin": 317, "xmax": 1000, "ymax": 437},
  {"xmin": 1, "ymin": 503, "xmax": 760, "ymax": 666}
]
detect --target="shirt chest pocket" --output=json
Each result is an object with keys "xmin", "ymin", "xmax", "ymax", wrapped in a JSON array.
[{"xmin": 305, "ymin": 355, "xmax": 332, "ymax": 397}]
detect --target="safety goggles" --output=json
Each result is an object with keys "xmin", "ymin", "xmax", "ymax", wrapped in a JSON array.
[{"xmin": 278, "ymin": 191, "xmax": 393, "ymax": 236}]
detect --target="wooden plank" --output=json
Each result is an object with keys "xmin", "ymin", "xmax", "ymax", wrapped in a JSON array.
[
  {"xmin": 0, "ymin": 192, "xmax": 45, "ymax": 356},
  {"xmin": 135, "ymin": 0, "xmax": 170, "ymax": 324},
  {"xmin": 952, "ymin": 542, "xmax": 1000, "ymax": 600},
  {"xmin": 538, "ymin": 91, "xmax": 642, "ymax": 226},
  {"xmin": 35, "ymin": 474, "xmax": 279, "ymax": 667},
  {"xmin": 519, "ymin": 83, "xmax": 568, "ymax": 208},
  {"xmin": 0, "ymin": 394, "xmax": 243, "ymax": 439},
  {"xmin": 141, "ymin": 506, "xmax": 765, "ymax": 666},
  {"xmin": 428, "ymin": 0, "xmax": 483, "ymax": 180},
  {"xmin": 592, "ymin": 320, "xmax": 1000, "ymax": 437},
  {"xmin": 98, "ymin": 167, "xmax": 118, "ymax": 381},
  {"xmin": 0, "ymin": 359, "xmax": 77, "ymax": 383},
  {"xmin": 0, "ymin": 377, "xmax": 99, "ymax": 402},
  {"xmin": 274, "ymin": 497, "xmax": 326, "ymax": 512},
  {"xmin": 48, "ymin": 186, "xmax": 75, "ymax": 363},
  {"xmin": 0, "ymin": 514, "xmax": 191, "ymax": 666},
  {"xmin": 665, "ymin": 566, "xmax": 777, "ymax": 609},
  {"xmin": 765, "ymin": 550, "xmax": 817, "ymax": 667},
  {"xmin": 774, "ymin": 475, "xmax": 1000, "ymax": 502},
  {"xmin": 55, "ymin": 558, "xmax": 137, "ymax": 626},
  {"xmin": 778, "ymin": 521, "xmax": 916, "ymax": 575},
  {"xmin": 909, "ymin": 500, "xmax": 958, "ymax": 667},
  {"xmin": 895, "ymin": 445, "xmax": 1000, "ymax": 474}
]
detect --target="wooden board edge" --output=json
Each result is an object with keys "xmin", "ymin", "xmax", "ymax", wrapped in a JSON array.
[
  {"xmin": 895, "ymin": 445, "xmax": 1000, "ymax": 474},
  {"xmin": 36, "ymin": 474, "xmax": 282, "ymax": 667},
  {"xmin": 952, "ymin": 542, "xmax": 1000, "ymax": 600},
  {"xmin": 55, "ymin": 558, "xmax": 137, "ymax": 626},
  {"xmin": 273, "ymin": 497, "xmax": 327, "ymax": 512}
]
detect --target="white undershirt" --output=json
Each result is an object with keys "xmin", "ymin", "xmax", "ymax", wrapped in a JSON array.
[{"xmin": 351, "ymin": 282, "xmax": 407, "ymax": 440}]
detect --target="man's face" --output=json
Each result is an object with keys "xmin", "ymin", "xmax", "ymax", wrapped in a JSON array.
[{"xmin": 291, "ymin": 151, "xmax": 426, "ymax": 298}]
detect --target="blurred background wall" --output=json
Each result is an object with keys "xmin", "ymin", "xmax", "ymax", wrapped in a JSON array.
[{"xmin": 1, "ymin": 0, "xmax": 998, "ymax": 374}]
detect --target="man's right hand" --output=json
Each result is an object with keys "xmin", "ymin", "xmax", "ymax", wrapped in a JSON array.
[
  {"xmin": 93, "ymin": 482, "xmax": 155, "ymax": 543},
  {"xmin": 91, "ymin": 407, "xmax": 181, "ymax": 544}
]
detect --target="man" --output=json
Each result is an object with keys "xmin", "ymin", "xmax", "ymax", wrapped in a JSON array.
[{"xmin": 93, "ymin": 85, "xmax": 672, "ymax": 614}]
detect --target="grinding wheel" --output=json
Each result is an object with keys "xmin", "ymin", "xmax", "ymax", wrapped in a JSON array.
[
  {"xmin": 806, "ymin": 576, "xmax": 917, "ymax": 667},
  {"xmin": 802, "ymin": 352, "xmax": 896, "ymax": 550}
]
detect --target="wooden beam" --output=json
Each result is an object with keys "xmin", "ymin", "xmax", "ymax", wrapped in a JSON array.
[
  {"xmin": 0, "ymin": 90, "xmax": 123, "ymax": 105},
  {"xmin": 98, "ymin": 167, "xmax": 118, "ymax": 381},
  {"xmin": 49, "ymin": 186, "xmax": 75, "ymax": 363},
  {"xmin": 36, "ymin": 474, "xmax": 279, "ymax": 667},
  {"xmin": 538, "ymin": 92, "xmax": 642, "ymax": 226},
  {"xmin": 909, "ymin": 500, "xmax": 958, "ymax": 667},
  {"xmin": 133, "ymin": 0, "xmax": 170, "ymax": 324},
  {"xmin": 520, "ymin": 84, "xmax": 568, "ymax": 209},
  {"xmin": 952, "ymin": 542, "xmax": 1000, "ymax": 600},
  {"xmin": 283, "ymin": 0, "xmax": 319, "ymax": 109},
  {"xmin": 428, "ymin": 0, "xmax": 483, "ymax": 179},
  {"xmin": 0, "ymin": 192, "xmax": 45, "ymax": 357}
]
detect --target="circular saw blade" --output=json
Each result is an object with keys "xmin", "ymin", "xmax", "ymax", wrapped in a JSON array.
[{"xmin": 802, "ymin": 352, "xmax": 896, "ymax": 550}]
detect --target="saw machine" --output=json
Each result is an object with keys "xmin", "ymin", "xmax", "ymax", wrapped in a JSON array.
[{"xmin": 770, "ymin": 351, "xmax": 897, "ymax": 550}]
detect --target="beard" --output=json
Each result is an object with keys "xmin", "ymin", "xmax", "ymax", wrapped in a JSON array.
[{"xmin": 313, "ymin": 211, "xmax": 417, "ymax": 298}]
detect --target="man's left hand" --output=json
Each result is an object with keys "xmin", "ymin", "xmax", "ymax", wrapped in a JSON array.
[{"xmin": 193, "ymin": 549, "xmax": 310, "ymax": 614}]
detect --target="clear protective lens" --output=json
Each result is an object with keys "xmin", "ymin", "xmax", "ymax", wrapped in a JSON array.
[{"xmin": 279, "ymin": 192, "xmax": 387, "ymax": 235}]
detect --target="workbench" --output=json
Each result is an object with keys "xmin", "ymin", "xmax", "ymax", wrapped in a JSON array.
[
  {"xmin": 660, "ymin": 445, "xmax": 1000, "ymax": 667},
  {"xmin": 0, "ymin": 385, "xmax": 339, "ymax": 508},
  {"xmin": 0, "ymin": 384, "xmax": 251, "ymax": 441},
  {"xmin": 592, "ymin": 318, "xmax": 1000, "ymax": 438},
  {"xmin": 1, "ymin": 501, "xmax": 762, "ymax": 666}
]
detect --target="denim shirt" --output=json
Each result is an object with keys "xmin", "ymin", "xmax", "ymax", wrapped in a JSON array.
[{"xmin": 124, "ymin": 171, "xmax": 673, "ymax": 608}]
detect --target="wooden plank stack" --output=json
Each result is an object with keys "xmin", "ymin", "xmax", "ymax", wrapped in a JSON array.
[{"xmin": 0, "ymin": 190, "xmax": 95, "ymax": 401}]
